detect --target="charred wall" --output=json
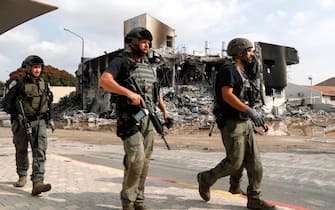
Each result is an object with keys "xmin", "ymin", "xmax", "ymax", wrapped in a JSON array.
[
  {"xmin": 257, "ymin": 42, "xmax": 299, "ymax": 94},
  {"xmin": 78, "ymin": 43, "xmax": 299, "ymax": 116}
]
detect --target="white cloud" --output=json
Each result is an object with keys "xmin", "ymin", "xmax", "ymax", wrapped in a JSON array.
[
  {"xmin": 286, "ymin": 16, "xmax": 335, "ymax": 85},
  {"xmin": 0, "ymin": 26, "xmax": 39, "ymax": 52},
  {"xmin": 265, "ymin": 10, "xmax": 287, "ymax": 23},
  {"xmin": 317, "ymin": 0, "xmax": 335, "ymax": 8},
  {"xmin": 0, "ymin": 54, "xmax": 10, "ymax": 70},
  {"xmin": 47, "ymin": 0, "xmax": 248, "ymax": 54},
  {"xmin": 1, "ymin": 0, "xmax": 334, "ymax": 85},
  {"xmin": 290, "ymin": 12, "xmax": 308, "ymax": 26},
  {"xmin": 287, "ymin": 27, "xmax": 304, "ymax": 37}
]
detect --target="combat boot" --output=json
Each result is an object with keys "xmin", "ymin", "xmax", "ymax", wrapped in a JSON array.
[
  {"xmin": 134, "ymin": 205, "xmax": 148, "ymax": 210},
  {"xmin": 247, "ymin": 198, "xmax": 277, "ymax": 210},
  {"xmin": 31, "ymin": 181, "xmax": 51, "ymax": 196},
  {"xmin": 228, "ymin": 183, "xmax": 246, "ymax": 195},
  {"xmin": 197, "ymin": 172, "xmax": 211, "ymax": 201},
  {"xmin": 14, "ymin": 176, "xmax": 27, "ymax": 187},
  {"xmin": 229, "ymin": 168, "xmax": 245, "ymax": 194},
  {"xmin": 122, "ymin": 203, "xmax": 135, "ymax": 210}
]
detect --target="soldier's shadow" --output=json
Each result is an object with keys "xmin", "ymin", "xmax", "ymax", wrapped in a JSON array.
[
  {"xmin": 0, "ymin": 181, "xmax": 31, "ymax": 196},
  {"xmin": 0, "ymin": 179, "xmax": 246, "ymax": 210}
]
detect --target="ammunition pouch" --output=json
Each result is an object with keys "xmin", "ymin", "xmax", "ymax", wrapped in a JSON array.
[
  {"xmin": 133, "ymin": 108, "xmax": 149, "ymax": 123},
  {"xmin": 116, "ymin": 112, "xmax": 140, "ymax": 140}
]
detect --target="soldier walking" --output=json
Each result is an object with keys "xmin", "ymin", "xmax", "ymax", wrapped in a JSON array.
[
  {"xmin": 196, "ymin": 38, "xmax": 276, "ymax": 210},
  {"xmin": 100, "ymin": 27, "xmax": 170, "ymax": 210},
  {"xmin": 3, "ymin": 55, "xmax": 54, "ymax": 196}
]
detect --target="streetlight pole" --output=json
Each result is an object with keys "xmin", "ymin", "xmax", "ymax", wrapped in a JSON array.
[
  {"xmin": 308, "ymin": 76, "xmax": 313, "ymax": 105},
  {"xmin": 64, "ymin": 28, "xmax": 86, "ymax": 110}
]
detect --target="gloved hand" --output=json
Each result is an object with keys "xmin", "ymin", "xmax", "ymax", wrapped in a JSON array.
[
  {"xmin": 48, "ymin": 119, "xmax": 55, "ymax": 132},
  {"xmin": 244, "ymin": 108, "xmax": 265, "ymax": 127}
]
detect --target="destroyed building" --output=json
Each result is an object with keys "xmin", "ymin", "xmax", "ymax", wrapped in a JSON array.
[{"xmin": 67, "ymin": 14, "xmax": 300, "ymax": 130}]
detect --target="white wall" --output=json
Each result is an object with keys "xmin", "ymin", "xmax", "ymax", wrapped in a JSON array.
[
  {"xmin": 285, "ymin": 83, "xmax": 322, "ymax": 105},
  {"xmin": 50, "ymin": 86, "xmax": 76, "ymax": 103}
]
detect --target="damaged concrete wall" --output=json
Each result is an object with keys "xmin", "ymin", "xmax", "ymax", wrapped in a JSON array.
[
  {"xmin": 54, "ymin": 40, "xmax": 335, "ymax": 136},
  {"xmin": 75, "ymin": 41, "xmax": 299, "ymax": 125},
  {"xmin": 70, "ymin": 14, "xmax": 301, "ymax": 126},
  {"xmin": 124, "ymin": 13, "xmax": 176, "ymax": 49},
  {"xmin": 254, "ymin": 42, "xmax": 299, "ymax": 119}
]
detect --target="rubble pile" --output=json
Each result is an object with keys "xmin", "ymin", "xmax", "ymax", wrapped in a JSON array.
[
  {"xmin": 53, "ymin": 85, "xmax": 335, "ymax": 137},
  {"xmin": 162, "ymin": 85, "xmax": 215, "ymax": 128},
  {"xmin": 54, "ymin": 85, "xmax": 215, "ymax": 131},
  {"xmin": 267, "ymin": 104, "xmax": 335, "ymax": 136}
]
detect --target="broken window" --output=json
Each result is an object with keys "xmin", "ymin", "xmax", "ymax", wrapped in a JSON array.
[{"xmin": 166, "ymin": 35, "xmax": 173, "ymax": 47}]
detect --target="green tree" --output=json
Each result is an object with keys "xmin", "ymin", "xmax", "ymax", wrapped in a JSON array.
[{"xmin": 6, "ymin": 65, "xmax": 76, "ymax": 86}]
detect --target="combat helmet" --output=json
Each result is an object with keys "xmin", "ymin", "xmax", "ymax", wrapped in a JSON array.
[
  {"xmin": 125, "ymin": 27, "xmax": 153, "ymax": 48},
  {"xmin": 227, "ymin": 38, "xmax": 253, "ymax": 56},
  {"xmin": 21, "ymin": 55, "xmax": 44, "ymax": 71}
]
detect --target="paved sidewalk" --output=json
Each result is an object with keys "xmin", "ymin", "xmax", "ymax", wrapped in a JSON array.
[{"xmin": 0, "ymin": 136, "xmax": 301, "ymax": 210}]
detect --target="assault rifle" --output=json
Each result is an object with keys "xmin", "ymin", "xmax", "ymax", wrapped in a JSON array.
[
  {"xmin": 18, "ymin": 100, "xmax": 33, "ymax": 142},
  {"xmin": 128, "ymin": 77, "xmax": 171, "ymax": 150}
]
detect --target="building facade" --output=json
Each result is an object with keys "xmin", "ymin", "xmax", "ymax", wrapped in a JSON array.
[{"xmin": 124, "ymin": 13, "xmax": 176, "ymax": 49}]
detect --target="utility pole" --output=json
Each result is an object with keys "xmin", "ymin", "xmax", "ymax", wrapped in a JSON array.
[
  {"xmin": 308, "ymin": 76, "xmax": 313, "ymax": 105},
  {"xmin": 64, "ymin": 28, "xmax": 86, "ymax": 110}
]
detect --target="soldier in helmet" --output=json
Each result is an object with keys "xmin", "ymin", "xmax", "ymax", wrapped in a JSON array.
[
  {"xmin": 196, "ymin": 38, "xmax": 276, "ymax": 210},
  {"xmin": 100, "ymin": 27, "xmax": 170, "ymax": 210},
  {"xmin": 3, "ymin": 55, "xmax": 54, "ymax": 196}
]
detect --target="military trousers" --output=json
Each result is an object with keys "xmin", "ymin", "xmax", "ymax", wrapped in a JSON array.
[
  {"xmin": 120, "ymin": 116, "xmax": 154, "ymax": 206},
  {"xmin": 201, "ymin": 119, "xmax": 263, "ymax": 199},
  {"xmin": 12, "ymin": 118, "xmax": 48, "ymax": 183}
]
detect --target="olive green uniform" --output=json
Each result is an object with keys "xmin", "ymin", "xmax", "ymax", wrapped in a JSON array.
[
  {"xmin": 5, "ymin": 77, "xmax": 52, "ymax": 183},
  {"xmin": 198, "ymin": 38, "xmax": 276, "ymax": 210},
  {"xmin": 105, "ymin": 51, "xmax": 158, "ymax": 207},
  {"xmin": 12, "ymin": 117, "xmax": 48, "ymax": 183},
  {"xmin": 121, "ymin": 116, "xmax": 154, "ymax": 206},
  {"xmin": 198, "ymin": 60, "xmax": 263, "ymax": 199},
  {"xmin": 200, "ymin": 119, "xmax": 263, "ymax": 198}
]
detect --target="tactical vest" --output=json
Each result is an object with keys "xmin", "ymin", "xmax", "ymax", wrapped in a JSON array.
[
  {"xmin": 236, "ymin": 65, "xmax": 262, "ymax": 119},
  {"xmin": 236, "ymin": 64, "xmax": 260, "ymax": 108},
  {"xmin": 129, "ymin": 61, "xmax": 157, "ymax": 101},
  {"xmin": 236, "ymin": 66, "xmax": 252, "ymax": 106},
  {"xmin": 115, "ymin": 52, "xmax": 159, "ymax": 113},
  {"xmin": 15, "ymin": 79, "xmax": 49, "ymax": 117}
]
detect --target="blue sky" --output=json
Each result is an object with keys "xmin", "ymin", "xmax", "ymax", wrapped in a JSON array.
[{"xmin": 0, "ymin": 0, "xmax": 334, "ymax": 85}]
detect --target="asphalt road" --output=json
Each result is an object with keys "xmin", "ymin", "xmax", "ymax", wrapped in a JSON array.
[
  {"xmin": 53, "ymin": 142, "xmax": 335, "ymax": 210},
  {"xmin": 1, "ymin": 125, "xmax": 334, "ymax": 209}
]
